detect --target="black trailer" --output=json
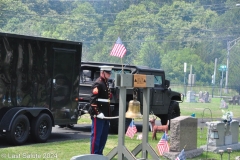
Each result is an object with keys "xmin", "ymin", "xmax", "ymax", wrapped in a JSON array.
[{"xmin": 0, "ymin": 32, "xmax": 82, "ymax": 145}]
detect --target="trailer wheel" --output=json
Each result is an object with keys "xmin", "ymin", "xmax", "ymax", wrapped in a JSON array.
[
  {"xmin": 7, "ymin": 114, "xmax": 30, "ymax": 145},
  {"xmin": 31, "ymin": 113, "xmax": 52, "ymax": 143}
]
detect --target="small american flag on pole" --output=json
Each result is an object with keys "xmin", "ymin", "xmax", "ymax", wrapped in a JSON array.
[
  {"xmin": 125, "ymin": 119, "xmax": 137, "ymax": 139},
  {"xmin": 110, "ymin": 37, "xmax": 127, "ymax": 58},
  {"xmin": 157, "ymin": 132, "xmax": 169, "ymax": 156}
]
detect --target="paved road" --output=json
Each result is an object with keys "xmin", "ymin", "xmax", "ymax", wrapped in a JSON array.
[
  {"xmin": 0, "ymin": 124, "xmax": 92, "ymax": 148},
  {"xmin": 0, "ymin": 122, "xmax": 147, "ymax": 148}
]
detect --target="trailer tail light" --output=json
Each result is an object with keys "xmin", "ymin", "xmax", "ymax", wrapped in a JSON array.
[
  {"xmin": 110, "ymin": 92, "xmax": 112, "ymax": 99},
  {"xmin": 79, "ymin": 97, "xmax": 84, "ymax": 101}
]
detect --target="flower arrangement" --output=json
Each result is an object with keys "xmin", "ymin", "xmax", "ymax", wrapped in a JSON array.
[{"xmin": 221, "ymin": 110, "xmax": 233, "ymax": 125}]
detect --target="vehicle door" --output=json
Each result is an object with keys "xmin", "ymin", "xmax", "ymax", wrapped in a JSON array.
[{"xmin": 51, "ymin": 48, "xmax": 78, "ymax": 123}]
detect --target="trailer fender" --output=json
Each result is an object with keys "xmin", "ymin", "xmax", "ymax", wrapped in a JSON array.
[{"xmin": 0, "ymin": 107, "xmax": 54, "ymax": 131}]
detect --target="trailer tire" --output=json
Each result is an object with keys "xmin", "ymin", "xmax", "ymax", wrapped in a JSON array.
[
  {"xmin": 7, "ymin": 114, "xmax": 30, "ymax": 145},
  {"xmin": 31, "ymin": 113, "xmax": 52, "ymax": 143}
]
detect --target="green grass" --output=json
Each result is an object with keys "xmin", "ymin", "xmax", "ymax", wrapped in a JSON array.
[
  {"xmin": 1, "ymin": 98, "xmax": 240, "ymax": 160},
  {"xmin": 179, "ymin": 97, "xmax": 240, "ymax": 119},
  {"xmin": 78, "ymin": 97, "xmax": 240, "ymax": 124},
  {"xmin": 170, "ymin": 85, "xmax": 239, "ymax": 98},
  {"xmin": 0, "ymin": 130, "xmax": 240, "ymax": 160}
]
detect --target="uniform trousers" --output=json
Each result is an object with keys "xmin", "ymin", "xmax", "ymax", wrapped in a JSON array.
[{"xmin": 90, "ymin": 117, "xmax": 110, "ymax": 155}]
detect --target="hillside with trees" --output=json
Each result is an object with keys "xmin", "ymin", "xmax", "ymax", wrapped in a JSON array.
[{"xmin": 1, "ymin": 0, "xmax": 240, "ymax": 91}]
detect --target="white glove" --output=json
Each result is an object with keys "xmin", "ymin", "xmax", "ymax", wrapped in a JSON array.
[{"xmin": 97, "ymin": 113, "xmax": 105, "ymax": 119}]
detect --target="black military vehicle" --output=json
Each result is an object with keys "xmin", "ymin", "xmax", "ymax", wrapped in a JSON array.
[
  {"xmin": 78, "ymin": 61, "xmax": 183, "ymax": 133},
  {"xmin": 0, "ymin": 32, "xmax": 82, "ymax": 145}
]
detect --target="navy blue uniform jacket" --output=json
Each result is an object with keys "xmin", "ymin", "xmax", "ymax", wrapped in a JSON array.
[{"xmin": 89, "ymin": 77, "xmax": 111, "ymax": 117}]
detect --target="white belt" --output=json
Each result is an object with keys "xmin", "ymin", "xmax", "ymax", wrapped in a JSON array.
[
  {"xmin": 97, "ymin": 98, "xmax": 109, "ymax": 102},
  {"xmin": 94, "ymin": 115, "xmax": 119, "ymax": 119}
]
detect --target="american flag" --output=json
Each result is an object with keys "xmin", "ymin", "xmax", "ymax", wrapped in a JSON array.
[
  {"xmin": 125, "ymin": 119, "xmax": 137, "ymax": 139},
  {"xmin": 110, "ymin": 37, "xmax": 127, "ymax": 58},
  {"xmin": 157, "ymin": 132, "xmax": 169, "ymax": 156},
  {"xmin": 175, "ymin": 149, "xmax": 186, "ymax": 160}
]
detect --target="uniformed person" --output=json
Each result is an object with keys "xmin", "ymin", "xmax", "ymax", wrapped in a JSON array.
[{"xmin": 89, "ymin": 65, "xmax": 114, "ymax": 155}]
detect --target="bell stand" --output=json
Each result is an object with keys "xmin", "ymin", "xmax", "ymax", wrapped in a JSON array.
[{"xmin": 107, "ymin": 74, "xmax": 159, "ymax": 160}]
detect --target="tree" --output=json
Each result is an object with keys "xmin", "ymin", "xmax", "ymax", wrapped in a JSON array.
[
  {"xmin": 211, "ymin": 0, "xmax": 240, "ymax": 88},
  {"xmin": 1, "ymin": 0, "xmax": 35, "ymax": 34},
  {"xmin": 41, "ymin": 2, "xmax": 102, "ymax": 42},
  {"xmin": 134, "ymin": 36, "xmax": 161, "ymax": 69},
  {"xmin": 161, "ymin": 48, "xmax": 213, "ymax": 84},
  {"xmin": 157, "ymin": 1, "xmax": 218, "ymax": 51},
  {"xmin": 2, "ymin": 0, "xmax": 240, "ymax": 86},
  {"xmin": 100, "ymin": 2, "xmax": 162, "ymax": 64}
]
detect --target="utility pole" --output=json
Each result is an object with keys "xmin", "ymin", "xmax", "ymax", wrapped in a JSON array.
[
  {"xmin": 213, "ymin": 58, "xmax": 217, "ymax": 85},
  {"xmin": 212, "ymin": 58, "xmax": 217, "ymax": 98},
  {"xmin": 190, "ymin": 65, "xmax": 193, "ymax": 91},
  {"xmin": 225, "ymin": 42, "xmax": 230, "ymax": 93},
  {"xmin": 225, "ymin": 37, "xmax": 240, "ymax": 93},
  {"xmin": 220, "ymin": 65, "xmax": 227, "ymax": 98},
  {"xmin": 184, "ymin": 62, "xmax": 187, "ymax": 96}
]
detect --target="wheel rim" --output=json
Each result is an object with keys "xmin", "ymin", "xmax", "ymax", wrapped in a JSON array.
[
  {"xmin": 38, "ymin": 120, "xmax": 48, "ymax": 137},
  {"xmin": 14, "ymin": 122, "xmax": 26, "ymax": 139}
]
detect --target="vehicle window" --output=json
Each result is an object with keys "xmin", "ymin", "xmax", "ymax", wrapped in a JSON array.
[
  {"xmin": 154, "ymin": 75, "xmax": 162, "ymax": 85},
  {"xmin": 80, "ymin": 70, "xmax": 92, "ymax": 83}
]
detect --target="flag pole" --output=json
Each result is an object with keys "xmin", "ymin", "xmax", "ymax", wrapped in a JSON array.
[
  {"xmin": 121, "ymin": 58, "xmax": 124, "ymax": 74},
  {"xmin": 131, "ymin": 119, "xmax": 133, "ymax": 139}
]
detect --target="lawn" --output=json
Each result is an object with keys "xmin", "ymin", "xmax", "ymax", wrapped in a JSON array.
[
  {"xmin": 179, "ymin": 97, "xmax": 240, "ymax": 119},
  {"xmin": 0, "ymin": 98, "xmax": 239, "ymax": 160},
  {"xmin": 0, "ymin": 130, "xmax": 239, "ymax": 160},
  {"xmin": 78, "ymin": 97, "xmax": 240, "ymax": 123}
]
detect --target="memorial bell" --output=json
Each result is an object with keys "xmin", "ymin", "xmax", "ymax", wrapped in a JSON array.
[{"xmin": 125, "ymin": 90, "xmax": 142, "ymax": 118}]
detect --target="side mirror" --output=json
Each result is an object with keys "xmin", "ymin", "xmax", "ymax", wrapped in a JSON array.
[
  {"xmin": 165, "ymin": 80, "xmax": 170, "ymax": 88},
  {"xmin": 108, "ymin": 79, "xmax": 115, "ymax": 88}
]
